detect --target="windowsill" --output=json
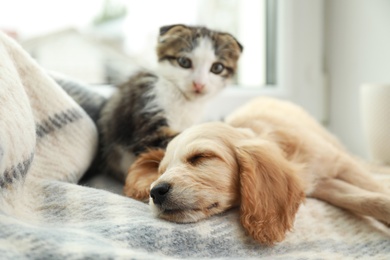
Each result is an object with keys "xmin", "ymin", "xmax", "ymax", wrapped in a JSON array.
[
  {"xmin": 221, "ymin": 85, "xmax": 287, "ymax": 96},
  {"xmin": 203, "ymin": 85, "xmax": 288, "ymax": 121}
]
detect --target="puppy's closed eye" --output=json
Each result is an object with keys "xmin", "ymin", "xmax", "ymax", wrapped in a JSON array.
[{"xmin": 187, "ymin": 152, "xmax": 218, "ymax": 166}]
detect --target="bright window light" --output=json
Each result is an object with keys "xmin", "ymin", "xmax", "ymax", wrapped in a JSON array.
[{"xmin": 0, "ymin": 0, "xmax": 270, "ymax": 87}]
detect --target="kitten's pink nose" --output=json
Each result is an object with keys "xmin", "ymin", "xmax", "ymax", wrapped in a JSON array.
[{"xmin": 193, "ymin": 82, "xmax": 205, "ymax": 93}]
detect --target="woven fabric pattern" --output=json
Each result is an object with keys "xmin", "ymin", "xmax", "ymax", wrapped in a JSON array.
[{"xmin": 1, "ymin": 32, "xmax": 389, "ymax": 259}]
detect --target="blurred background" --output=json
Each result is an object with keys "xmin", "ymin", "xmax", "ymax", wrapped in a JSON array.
[
  {"xmin": 0, "ymin": 0, "xmax": 267, "ymax": 86},
  {"xmin": 1, "ymin": 0, "xmax": 390, "ymax": 162}
]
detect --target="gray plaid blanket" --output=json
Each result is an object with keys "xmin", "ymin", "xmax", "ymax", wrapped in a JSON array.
[{"xmin": 1, "ymin": 32, "xmax": 390, "ymax": 259}]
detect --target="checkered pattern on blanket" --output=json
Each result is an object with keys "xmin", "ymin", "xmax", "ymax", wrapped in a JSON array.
[{"xmin": 1, "ymin": 32, "xmax": 390, "ymax": 260}]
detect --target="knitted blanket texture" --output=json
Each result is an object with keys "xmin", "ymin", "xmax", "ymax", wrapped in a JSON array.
[{"xmin": 1, "ymin": 32, "xmax": 390, "ymax": 259}]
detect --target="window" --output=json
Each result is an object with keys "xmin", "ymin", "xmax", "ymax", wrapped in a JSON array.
[
  {"xmin": 204, "ymin": 0, "xmax": 326, "ymax": 123},
  {"xmin": 122, "ymin": 0, "xmax": 270, "ymax": 88},
  {"xmin": 0, "ymin": 0, "xmax": 271, "ymax": 87},
  {"xmin": 0, "ymin": 0, "xmax": 325, "ymax": 121}
]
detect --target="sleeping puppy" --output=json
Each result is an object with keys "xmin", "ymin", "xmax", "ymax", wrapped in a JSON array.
[{"xmin": 148, "ymin": 96, "xmax": 390, "ymax": 245}]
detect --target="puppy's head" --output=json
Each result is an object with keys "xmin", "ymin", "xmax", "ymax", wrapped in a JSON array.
[
  {"xmin": 150, "ymin": 122, "xmax": 305, "ymax": 245},
  {"xmin": 150, "ymin": 122, "xmax": 248, "ymax": 222}
]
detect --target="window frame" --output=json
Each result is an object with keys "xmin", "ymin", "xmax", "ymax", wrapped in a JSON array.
[{"xmin": 205, "ymin": 0, "xmax": 326, "ymax": 123}]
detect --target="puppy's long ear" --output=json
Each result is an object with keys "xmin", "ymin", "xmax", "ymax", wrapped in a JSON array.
[
  {"xmin": 236, "ymin": 140, "xmax": 305, "ymax": 245},
  {"xmin": 124, "ymin": 149, "xmax": 165, "ymax": 202}
]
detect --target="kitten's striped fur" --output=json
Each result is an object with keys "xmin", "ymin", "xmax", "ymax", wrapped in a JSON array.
[{"xmin": 100, "ymin": 24, "xmax": 242, "ymax": 182}]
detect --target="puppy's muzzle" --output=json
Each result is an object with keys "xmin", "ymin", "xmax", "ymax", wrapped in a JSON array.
[{"xmin": 150, "ymin": 182, "xmax": 171, "ymax": 205}]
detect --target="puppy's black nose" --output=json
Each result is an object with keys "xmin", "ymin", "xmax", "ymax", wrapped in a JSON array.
[{"xmin": 150, "ymin": 182, "xmax": 171, "ymax": 205}]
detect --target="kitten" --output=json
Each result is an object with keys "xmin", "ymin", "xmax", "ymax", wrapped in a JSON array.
[{"xmin": 99, "ymin": 24, "xmax": 242, "ymax": 198}]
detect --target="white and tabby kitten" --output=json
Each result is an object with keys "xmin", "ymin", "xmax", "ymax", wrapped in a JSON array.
[{"xmin": 100, "ymin": 24, "xmax": 243, "ymax": 185}]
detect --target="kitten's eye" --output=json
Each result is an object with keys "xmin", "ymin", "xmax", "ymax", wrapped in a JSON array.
[
  {"xmin": 177, "ymin": 57, "xmax": 192, "ymax": 69},
  {"xmin": 210, "ymin": 63, "xmax": 225, "ymax": 74}
]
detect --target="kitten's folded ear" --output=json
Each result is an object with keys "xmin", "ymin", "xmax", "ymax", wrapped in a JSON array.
[
  {"xmin": 159, "ymin": 24, "xmax": 187, "ymax": 35},
  {"xmin": 233, "ymin": 37, "xmax": 243, "ymax": 52}
]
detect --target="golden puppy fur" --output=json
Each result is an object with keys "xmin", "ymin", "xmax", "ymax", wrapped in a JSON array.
[
  {"xmin": 145, "ymin": 96, "xmax": 390, "ymax": 245},
  {"xmin": 124, "ymin": 149, "xmax": 165, "ymax": 201}
]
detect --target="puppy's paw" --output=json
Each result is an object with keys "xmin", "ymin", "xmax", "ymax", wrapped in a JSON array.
[
  {"xmin": 123, "ymin": 183, "xmax": 150, "ymax": 202},
  {"xmin": 123, "ymin": 149, "xmax": 165, "ymax": 202}
]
